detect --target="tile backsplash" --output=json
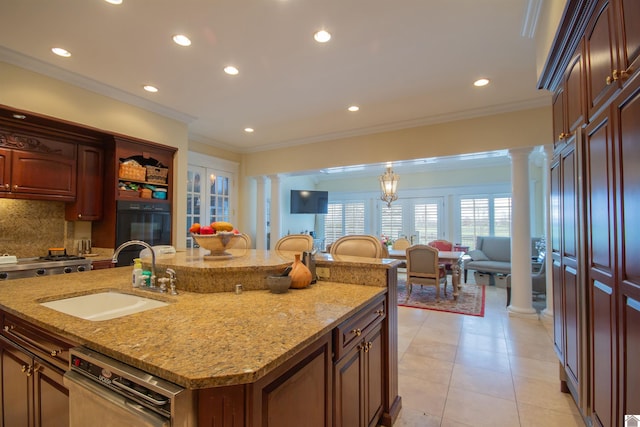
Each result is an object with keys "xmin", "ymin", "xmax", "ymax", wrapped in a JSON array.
[{"xmin": 0, "ymin": 199, "xmax": 76, "ymax": 257}]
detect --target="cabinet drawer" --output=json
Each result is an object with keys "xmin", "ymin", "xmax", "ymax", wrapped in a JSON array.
[
  {"xmin": 334, "ymin": 295, "xmax": 386, "ymax": 361},
  {"xmin": 1, "ymin": 312, "xmax": 77, "ymax": 371}
]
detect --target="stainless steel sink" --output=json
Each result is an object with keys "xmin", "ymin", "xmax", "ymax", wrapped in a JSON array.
[{"xmin": 40, "ymin": 291, "xmax": 169, "ymax": 321}]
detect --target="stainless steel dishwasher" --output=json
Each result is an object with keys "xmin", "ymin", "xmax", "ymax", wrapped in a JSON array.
[{"xmin": 63, "ymin": 347, "xmax": 195, "ymax": 427}]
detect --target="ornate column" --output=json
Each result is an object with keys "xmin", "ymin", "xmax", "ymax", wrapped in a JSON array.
[
  {"xmin": 541, "ymin": 144, "xmax": 554, "ymax": 319},
  {"xmin": 255, "ymin": 176, "xmax": 267, "ymax": 250},
  {"xmin": 508, "ymin": 147, "xmax": 538, "ymax": 318},
  {"xmin": 269, "ymin": 174, "xmax": 281, "ymax": 250}
]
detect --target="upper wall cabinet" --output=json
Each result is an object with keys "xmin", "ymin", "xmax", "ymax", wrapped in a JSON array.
[
  {"xmin": 65, "ymin": 144, "xmax": 104, "ymax": 221},
  {"xmin": 585, "ymin": 0, "xmax": 640, "ymax": 121},
  {"xmin": 0, "ymin": 131, "xmax": 76, "ymax": 201},
  {"xmin": 553, "ymin": 45, "xmax": 585, "ymax": 150},
  {"xmin": 585, "ymin": 0, "xmax": 619, "ymax": 119},
  {"xmin": 617, "ymin": 0, "xmax": 640, "ymax": 82}
]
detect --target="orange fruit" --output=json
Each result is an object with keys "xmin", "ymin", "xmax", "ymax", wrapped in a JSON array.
[{"xmin": 189, "ymin": 223, "xmax": 201, "ymax": 234}]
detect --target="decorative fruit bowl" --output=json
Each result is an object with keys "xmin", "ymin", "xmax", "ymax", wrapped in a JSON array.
[{"xmin": 191, "ymin": 232, "xmax": 241, "ymax": 259}]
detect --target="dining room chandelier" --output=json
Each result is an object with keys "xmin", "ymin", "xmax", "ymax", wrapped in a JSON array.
[{"xmin": 379, "ymin": 165, "xmax": 399, "ymax": 208}]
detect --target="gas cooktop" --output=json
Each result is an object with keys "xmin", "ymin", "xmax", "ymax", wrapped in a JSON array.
[{"xmin": 0, "ymin": 250, "xmax": 92, "ymax": 280}]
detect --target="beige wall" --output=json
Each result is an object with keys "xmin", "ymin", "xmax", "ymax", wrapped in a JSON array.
[
  {"xmin": 1, "ymin": 61, "xmax": 554, "ymax": 249},
  {"xmin": 0, "ymin": 61, "xmax": 195, "ymax": 248},
  {"xmin": 241, "ymin": 106, "xmax": 552, "ymax": 177}
]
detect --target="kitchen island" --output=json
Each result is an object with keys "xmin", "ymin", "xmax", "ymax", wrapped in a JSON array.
[{"xmin": 0, "ymin": 249, "xmax": 402, "ymax": 426}]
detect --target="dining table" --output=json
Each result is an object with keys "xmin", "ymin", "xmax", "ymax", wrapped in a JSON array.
[{"xmin": 387, "ymin": 248, "xmax": 466, "ymax": 300}]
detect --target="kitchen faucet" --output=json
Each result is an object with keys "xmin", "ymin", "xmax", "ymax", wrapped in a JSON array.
[{"xmin": 112, "ymin": 240, "xmax": 157, "ymax": 289}]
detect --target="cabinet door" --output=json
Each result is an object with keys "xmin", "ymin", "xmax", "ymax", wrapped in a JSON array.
[
  {"xmin": 0, "ymin": 337, "xmax": 33, "ymax": 427},
  {"xmin": 617, "ymin": 0, "xmax": 640, "ymax": 85},
  {"xmin": 250, "ymin": 334, "xmax": 331, "ymax": 427},
  {"xmin": 11, "ymin": 150, "xmax": 76, "ymax": 200},
  {"xmin": 365, "ymin": 325, "xmax": 383, "ymax": 427},
  {"xmin": 560, "ymin": 141, "xmax": 582, "ymax": 398},
  {"xmin": 66, "ymin": 145, "xmax": 103, "ymax": 221},
  {"xmin": 33, "ymin": 360, "xmax": 68, "ymax": 427},
  {"xmin": 552, "ymin": 88, "xmax": 566, "ymax": 145},
  {"xmin": 585, "ymin": 0, "xmax": 619, "ymax": 120},
  {"xmin": 0, "ymin": 148, "xmax": 10, "ymax": 193},
  {"xmin": 614, "ymin": 75, "xmax": 640, "ymax": 420},
  {"xmin": 334, "ymin": 342, "xmax": 363, "ymax": 427},
  {"xmin": 585, "ymin": 108, "xmax": 617, "ymax": 427},
  {"xmin": 550, "ymin": 158, "xmax": 565, "ymax": 360}
]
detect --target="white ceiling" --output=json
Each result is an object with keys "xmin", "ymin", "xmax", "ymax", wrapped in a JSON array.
[{"xmin": 0, "ymin": 0, "xmax": 550, "ymax": 156}]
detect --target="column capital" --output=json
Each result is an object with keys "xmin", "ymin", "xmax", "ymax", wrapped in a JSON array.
[{"xmin": 508, "ymin": 146, "xmax": 534, "ymax": 160}]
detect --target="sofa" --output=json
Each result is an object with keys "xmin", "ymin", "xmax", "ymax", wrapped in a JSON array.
[{"xmin": 463, "ymin": 236, "xmax": 540, "ymax": 283}]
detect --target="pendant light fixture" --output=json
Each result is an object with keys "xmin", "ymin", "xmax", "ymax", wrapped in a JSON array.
[{"xmin": 379, "ymin": 164, "xmax": 399, "ymax": 208}]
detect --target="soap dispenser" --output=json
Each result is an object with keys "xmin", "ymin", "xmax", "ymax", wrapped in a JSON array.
[{"xmin": 132, "ymin": 258, "xmax": 143, "ymax": 288}]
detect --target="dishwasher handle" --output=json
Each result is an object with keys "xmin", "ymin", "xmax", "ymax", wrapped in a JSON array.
[{"xmin": 112, "ymin": 378, "xmax": 170, "ymax": 406}]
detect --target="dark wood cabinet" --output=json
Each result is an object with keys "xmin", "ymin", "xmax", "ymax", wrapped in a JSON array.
[
  {"xmin": 0, "ymin": 148, "xmax": 9, "ymax": 193},
  {"xmin": 0, "ymin": 337, "xmax": 69, "ymax": 427},
  {"xmin": 334, "ymin": 323, "xmax": 383, "ymax": 427},
  {"xmin": 584, "ymin": 106, "xmax": 617, "ymax": 427},
  {"xmin": 550, "ymin": 136, "xmax": 585, "ymax": 407},
  {"xmin": 585, "ymin": 0, "xmax": 619, "ymax": 119},
  {"xmin": 198, "ymin": 294, "xmax": 393, "ymax": 427},
  {"xmin": 541, "ymin": 2, "xmax": 640, "ymax": 426},
  {"xmin": 0, "ymin": 311, "xmax": 77, "ymax": 427},
  {"xmin": 333, "ymin": 297, "xmax": 385, "ymax": 427},
  {"xmin": 612, "ymin": 74, "xmax": 640, "ymax": 422},
  {"xmin": 617, "ymin": 0, "xmax": 640, "ymax": 84},
  {"xmin": 0, "ymin": 130, "xmax": 77, "ymax": 201},
  {"xmin": 90, "ymin": 259, "xmax": 114, "ymax": 270},
  {"xmin": 92, "ymin": 136, "xmax": 175, "ymax": 250},
  {"xmin": 66, "ymin": 144, "xmax": 104, "ymax": 221}
]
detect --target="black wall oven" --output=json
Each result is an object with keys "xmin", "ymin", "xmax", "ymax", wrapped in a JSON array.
[{"xmin": 115, "ymin": 201, "xmax": 171, "ymax": 266}]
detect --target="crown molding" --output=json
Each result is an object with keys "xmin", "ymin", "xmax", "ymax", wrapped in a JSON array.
[{"xmin": 0, "ymin": 47, "xmax": 196, "ymax": 125}]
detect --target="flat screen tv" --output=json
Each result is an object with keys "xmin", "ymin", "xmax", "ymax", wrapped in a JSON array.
[{"xmin": 290, "ymin": 190, "xmax": 328, "ymax": 214}]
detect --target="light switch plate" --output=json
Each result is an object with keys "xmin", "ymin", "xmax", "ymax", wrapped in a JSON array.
[{"xmin": 316, "ymin": 267, "xmax": 330, "ymax": 279}]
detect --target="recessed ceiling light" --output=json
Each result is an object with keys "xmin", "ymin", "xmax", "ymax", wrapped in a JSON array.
[
  {"xmin": 348, "ymin": 105, "xmax": 359, "ymax": 112},
  {"xmin": 172, "ymin": 34, "xmax": 191, "ymax": 47},
  {"xmin": 314, "ymin": 30, "xmax": 331, "ymax": 43},
  {"xmin": 51, "ymin": 47, "xmax": 71, "ymax": 57},
  {"xmin": 244, "ymin": 128, "xmax": 254, "ymax": 133},
  {"xmin": 224, "ymin": 66, "xmax": 239, "ymax": 76},
  {"xmin": 474, "ymin": 78, "xmax": 490, "ymax": 87},
  {"xmin": 143, "ymin": 85, "xmax": 158, "ymax": 93},
  {"xmin": 12, "ymin": 114, "xmax": 26, "ymax": 120},
  {"xmin": 104, "ymin": 0, "xmax": 123, "ymax": 4}
]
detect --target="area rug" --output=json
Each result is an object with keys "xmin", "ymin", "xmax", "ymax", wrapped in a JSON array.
[{"xmin": 397, "ymin": 278, "xmax": 486, "ymax": 317}]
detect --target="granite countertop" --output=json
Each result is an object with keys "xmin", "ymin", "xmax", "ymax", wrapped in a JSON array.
[{"xmin": 0, "ymin": 267, "xmax": 386, "ymax": 389}]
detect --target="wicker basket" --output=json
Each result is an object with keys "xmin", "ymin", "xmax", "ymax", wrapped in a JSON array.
[
  {"xmin": 145, "ymin": 165, "xmax": 169, "ymax": 184},
  {"xmin": 119, "ymin": 163, "xmax": 146, "ymax": 181}
]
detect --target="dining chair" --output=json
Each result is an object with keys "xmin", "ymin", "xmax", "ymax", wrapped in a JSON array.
[
  {"xmin": 330, "ymin": 234, "xmax": 387, "ymax": 258},
  {"xmin": 405, "ymin": 245, "xmax": 448, "ymax": 302},
  {"xmin": 392, "ymin": 237, "xmax": 411, "ymax": 250},
  {"xmin": 427, "ymin": 239, "xmax": 456, "ymax": 274},
  {"xmin": 427, "ymin": 239, "xmax": 453, "ymax": 251},
  {"xmin": 274, "ymin": 234, "xmax": 314, "ymax": 252}
]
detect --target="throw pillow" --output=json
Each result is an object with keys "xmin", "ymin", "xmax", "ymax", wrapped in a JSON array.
[{"xmin": 467, "ymin": 249, "xmax": 489, "ymax": 261}]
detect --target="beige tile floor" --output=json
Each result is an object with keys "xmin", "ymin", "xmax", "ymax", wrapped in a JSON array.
[{"xmin": 393, "ymin": 281, "xmax": 586, "ymax": 427}]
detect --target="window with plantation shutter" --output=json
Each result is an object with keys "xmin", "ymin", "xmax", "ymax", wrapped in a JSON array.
[
  {"xmin": 459, "ymin": 195, "xmax": 511, "ymax": 248},
  {"xmin": 381, "ymin": 204, "xmax": 403, "ymax": 239},
  {"xmin": 324, "ymin": 201, "xmax": 365, "ymax": 245},
  {"xmin": 494, "ymin": 197, "xmax": 512, "ymax": 236},
  {"xmin": 414, "ymin": 203, "xmax": 440, "ymax": 244}
]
